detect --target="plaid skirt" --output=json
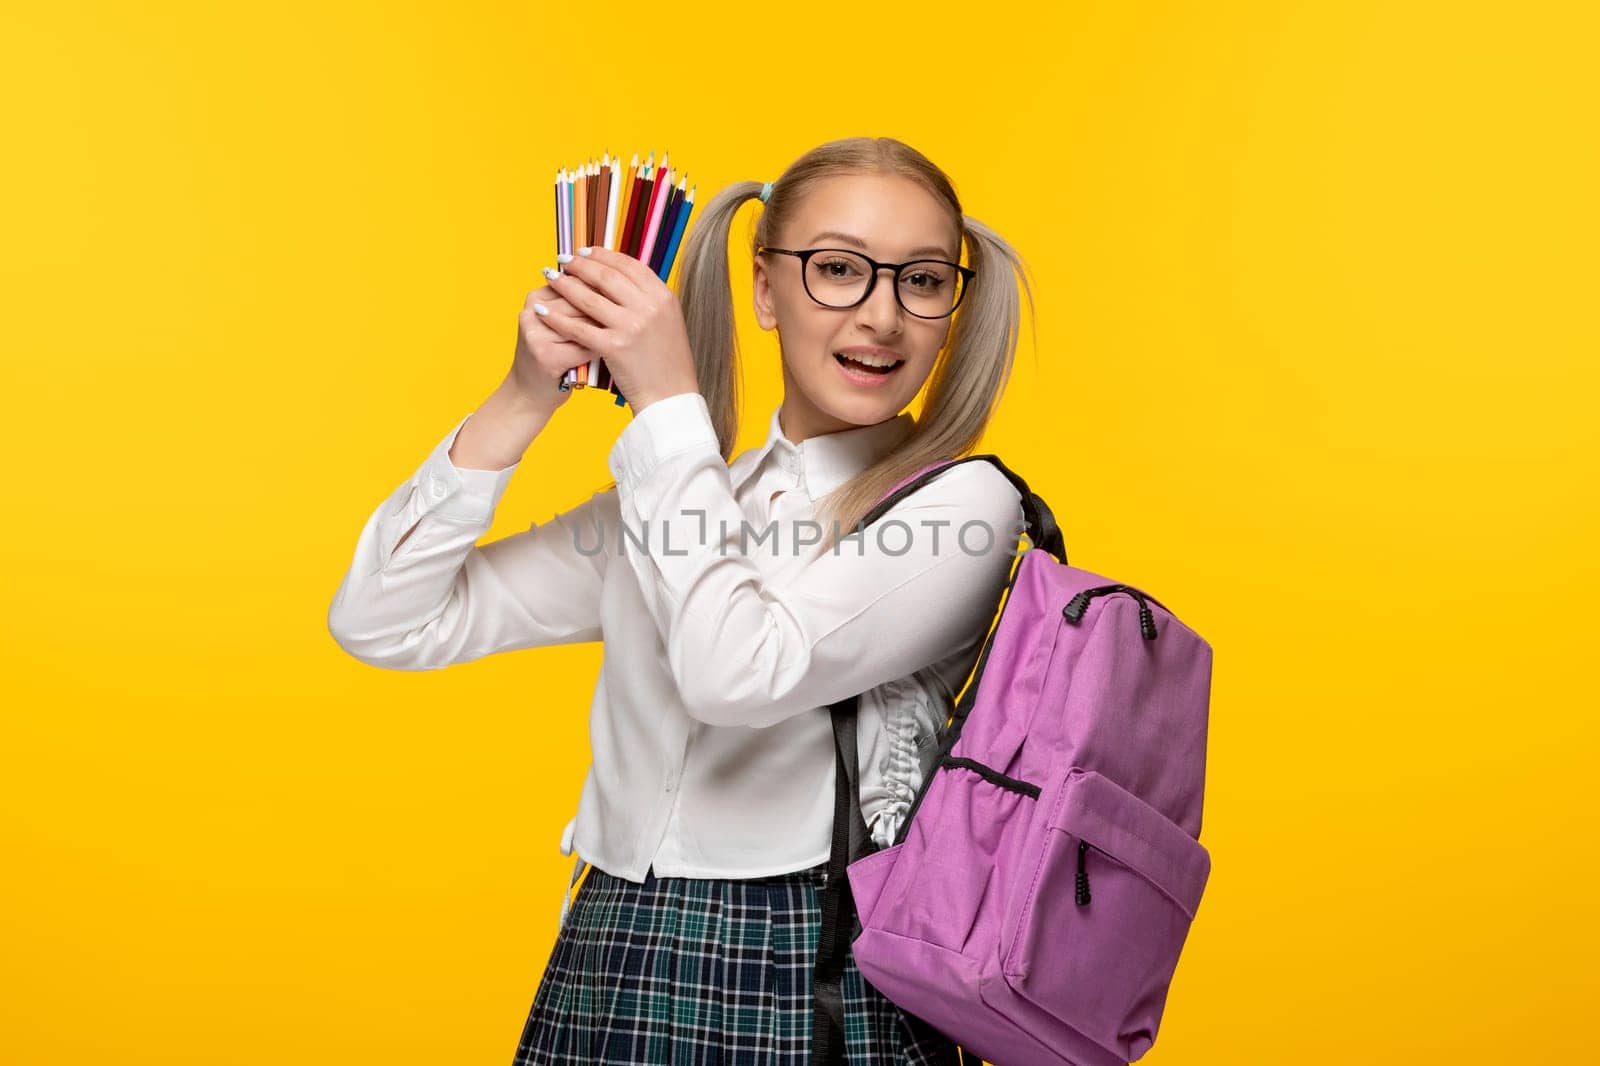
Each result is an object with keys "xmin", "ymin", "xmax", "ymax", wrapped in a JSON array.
[{"xmin": 511, "ymin": 860, "xmax": 965, "ymax": 1065}]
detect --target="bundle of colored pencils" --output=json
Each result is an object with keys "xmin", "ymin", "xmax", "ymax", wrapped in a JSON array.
[{"xmin": 553, "ymin": 150, "xmax": 697, "ymax": 401}]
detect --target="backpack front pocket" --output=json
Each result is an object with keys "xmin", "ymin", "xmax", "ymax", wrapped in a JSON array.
[
  {"xmin": 1001, "ymin": 767, "xmax": 1210, "ymax": 1061},
  {"xmin": 888, "ymin": 760, "xmax": 1039, "ymax": 955},
  {"xmin": 845, "ymin": 840, "xmax": 905, "ymax": 929}
]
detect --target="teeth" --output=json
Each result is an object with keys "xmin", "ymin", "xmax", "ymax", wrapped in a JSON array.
[{"xmin": 836, "ymin": 351, "xmax": 901, "ymax": 368}]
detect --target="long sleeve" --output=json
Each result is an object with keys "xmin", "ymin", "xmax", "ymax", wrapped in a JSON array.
[
  {"xmin": 857, "ymin": 672, "xmax": 955, "ymax": 849},
  {"xmin": 327, "ymin": 413, "xmax": 610, "ymax": 670},
  {"xmin": 605, "ymin": 392, "xmax": 1024, "ymax": 730}
]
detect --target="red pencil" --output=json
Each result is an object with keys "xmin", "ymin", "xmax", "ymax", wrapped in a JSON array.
[
  {"xmin": 626, "ymin": 154, "xmax": 658, "ymax": 257},
  {"xmin": 619, "ymin": 153, "xmax": 651, "ymax": 258}
]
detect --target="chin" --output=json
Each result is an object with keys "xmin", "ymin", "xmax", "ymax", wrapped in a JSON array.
[{"xmin": 825, "ymin": 391, "xmax": 905, "ymax": 425}]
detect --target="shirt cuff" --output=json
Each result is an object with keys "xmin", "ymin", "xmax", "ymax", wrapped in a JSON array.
[
  {"xmin": 605, "ymin": 391, "xmax": 719, "ymax": 490},
  {"xmin": 415, "ymin": 413, "xmax": 519, "ymax": 522}
]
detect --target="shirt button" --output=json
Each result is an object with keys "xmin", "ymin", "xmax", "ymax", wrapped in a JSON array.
[{"xmin": 429, "ymin": 478, "xmax": 447, "ymax": 498}]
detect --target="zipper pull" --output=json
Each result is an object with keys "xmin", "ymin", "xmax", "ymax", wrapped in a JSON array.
[
  {"xmin": 1075, "ymin": 839, "xmax": 1092, "ymax": 905},
  {"xmin": 1122, "ymin": 586, "xmax": 1158, "ymax": 641},
  {"xmin": 1061, "ymin": 586, "xmax": 1106, "ymax": 623},
  {"xmin": 1062, "ymin": 584, "xmax": 1159, "ymax": 640}
]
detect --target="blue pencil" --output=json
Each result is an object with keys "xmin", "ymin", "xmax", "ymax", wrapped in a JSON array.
[{"xmin": 656, "ymin": 183, "xmax": 696, "ymax": 282}]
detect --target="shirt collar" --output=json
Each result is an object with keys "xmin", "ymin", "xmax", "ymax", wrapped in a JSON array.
[{"xmin": 735, "ymin": 404, "xmax": 917, "ymax": 499}]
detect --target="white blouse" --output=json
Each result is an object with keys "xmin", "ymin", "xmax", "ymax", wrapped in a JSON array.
[{"xmin": 327, "ymin": 391, "xmax": 1024, "ymax": 888}]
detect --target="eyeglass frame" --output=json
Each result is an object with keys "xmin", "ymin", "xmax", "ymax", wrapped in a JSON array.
[{"xmin": 754, "ymin": 246, "xmax": 977, "ymax": 319}]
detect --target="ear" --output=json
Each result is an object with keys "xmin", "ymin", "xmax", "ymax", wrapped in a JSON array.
[{"xmin": 752, "ymin": 256, "xmax": 777, "ymax": 331}]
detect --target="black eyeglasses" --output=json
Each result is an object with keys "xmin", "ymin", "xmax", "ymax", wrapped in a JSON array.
[{"xmin": 755, "ymin": 246, "xmax": 976, "ymax": 320}]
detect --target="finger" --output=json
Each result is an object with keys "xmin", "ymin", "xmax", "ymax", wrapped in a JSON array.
[
  {"xmin": 526, "ymin": 284, "xmax": 594, "ymax": 311},
  {"xmin": 520, "ymin": 303, "xmax": 583, "ymax": 348},
  {"xmin": 525, "ymin": 284, "xmax": 595, "ymax": 311},
  {"xmin": 575, "ymin": 245, "xmax": 661, "ymax": 291},
  {"xmin": 532, "ymin": 302, "xmax": 608, "ymax": 355},
  {"xmin": 544, "ymin": 269, "xmax": 626, "ymax": 328},
  {"xmin": 525, "ymin": 291, "xmax": 600, "ymax": 328},
  {"xmin": 560, "ymin": 250, "xmax": 646, "ymax": 308},
  {"xmin": 520, "ymin": 309, "xmax": 598, "ymax": 368}
]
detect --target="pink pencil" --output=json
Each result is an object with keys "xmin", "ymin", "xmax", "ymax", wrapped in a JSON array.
[{"xmin": 637, "ymin": 153, "xmax": 674, "ymax": 265}]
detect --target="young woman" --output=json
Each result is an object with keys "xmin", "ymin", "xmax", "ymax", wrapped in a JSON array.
[{"xmin": 328, "ymin": 136, "xmax": 1036, "ymax": 1064}]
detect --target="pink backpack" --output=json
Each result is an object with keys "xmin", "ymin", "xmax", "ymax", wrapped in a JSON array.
[{"xmin": 811, "ymin": 456, "xmax": 1213, "ymax": 1066}]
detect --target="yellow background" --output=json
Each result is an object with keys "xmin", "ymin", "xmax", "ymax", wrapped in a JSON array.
[{"xmin": 3, "ymin": 1, "xmax": 1596, "ymax": 1062}]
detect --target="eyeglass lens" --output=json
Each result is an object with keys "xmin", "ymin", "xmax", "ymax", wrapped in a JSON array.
[{"xmin": 803, "ymin": 250, "xmax": 963, "ymax": 318}]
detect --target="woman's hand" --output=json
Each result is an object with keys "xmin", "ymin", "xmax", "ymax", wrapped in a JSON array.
[
  {"xmin": 506, "ymin": 285, "xmax": 597, "ymax": 413},
  {"xmin": 534, "ymin": 246, "xmax": 701, "ymax": 412}
]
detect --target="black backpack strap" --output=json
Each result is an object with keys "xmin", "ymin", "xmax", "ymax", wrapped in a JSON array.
[
  {"xmin": 812, "ymin": 695, "xmax": 873, "ymax": 1065},
  {"xmin": 814, "ymin": 695, "xmax": 975, "ymax": 1065},
  {"xmin": 859, "ymin": 454, "xmax": 1066, "ymax": 563}
]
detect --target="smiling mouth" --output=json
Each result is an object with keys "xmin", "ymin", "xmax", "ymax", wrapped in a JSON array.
[{"xmin": 833, "ymin": 352, "xmax": 905, "ymax": 375}]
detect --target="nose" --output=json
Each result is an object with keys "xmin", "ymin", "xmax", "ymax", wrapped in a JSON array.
[{"xmin": 852, "ymin": 267, "xmax": 905, "ymax": 335}]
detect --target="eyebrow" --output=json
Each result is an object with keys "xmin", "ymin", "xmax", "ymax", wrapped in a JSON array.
[{"xmin": 806, "ymin": 230, "xmax": 956, "ymax": 260}]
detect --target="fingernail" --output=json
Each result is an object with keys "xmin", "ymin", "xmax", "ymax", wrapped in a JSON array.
[
  {"xmin": 578, "ymin": 246, "xmax": 592, "ymax": 256},
  {"xmin": 542, "ymin": 266, "xmax": 560, "ymax": 281},
  {"xmin": 555, "ymin": 253, "xmax": 574, "ymax": 264},
  {"xmin": 533, "ymin": 303, "xmax": 549, "ymax": 317}
]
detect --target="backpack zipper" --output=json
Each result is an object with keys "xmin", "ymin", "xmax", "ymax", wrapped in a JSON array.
[
  {"xmin": 1076, "ymin": 839, "xmax": 1092, "ymax": 905},
  {"xmin": 1062, "ymin": 584, "xmax": 1158, "ymax": 640}
]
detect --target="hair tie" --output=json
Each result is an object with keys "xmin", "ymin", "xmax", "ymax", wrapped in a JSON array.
[{"xmin": 759, "ymin": 181, "xmax": 773, "ymax": 204}]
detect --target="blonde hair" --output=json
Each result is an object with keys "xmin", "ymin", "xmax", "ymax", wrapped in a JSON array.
[{"xmin": 605, "ymin": 136, "xmax": 1036, "ymax": 551}]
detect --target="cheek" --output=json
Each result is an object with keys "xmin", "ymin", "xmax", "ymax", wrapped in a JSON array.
[
  {"xmin": 774, "ymin": 307, "xmax": 840, "ymax": 351},
  {"xmin": 914, "ymin": 324, "xmax": 951, "ymax": 363},
  {"xmin": 766, "ymin": 287, "xmax": 802, "ymax": 330}
]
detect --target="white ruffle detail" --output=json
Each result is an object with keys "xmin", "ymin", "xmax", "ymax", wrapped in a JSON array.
[{"xmin": 860, "ymin": 674, "xmax": 948, "ymax": 850}]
